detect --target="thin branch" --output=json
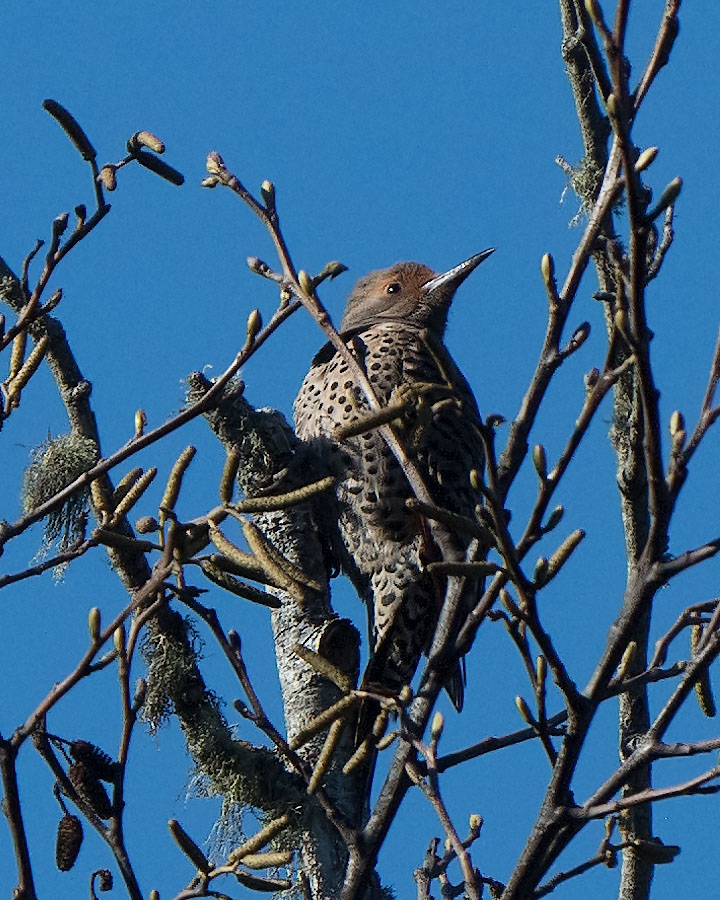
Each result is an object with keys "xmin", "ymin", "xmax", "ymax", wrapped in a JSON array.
[
  {"xmin": 431, "ymin": 711, "xmax": 568, "ymax": 774},
  {"xmin": 632, "ymin": 1, "xmax": 682, "ymax": 111},
  {"xmin": 0, "ymin": 535, "xmax": 98, "ymax": 589},
  {"xmin": 0, "ymin": 736, "xmax": 37, "ymax": 900},
  {"xmin": 580, "ymin": 766, "xmax": 720, "ymax": 820},
  {"xmin": 11, "ymin": 562, "xmax": 173, "ymax": 749}
]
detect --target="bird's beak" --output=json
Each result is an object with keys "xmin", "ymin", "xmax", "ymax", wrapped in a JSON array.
[{"xmin": 421, "ymin": 248, "xmax": 495, "ymax": 297}]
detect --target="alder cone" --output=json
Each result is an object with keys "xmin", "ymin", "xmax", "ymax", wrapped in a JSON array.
[
  {"xmin": 56, "ymin": 813, "xmax": 83, "ymax": 871},
  {"xmin": 68, "ymin": 760, "xmax": 113, "ymax": 819},
  {"xmin": 69, "ymin": 738, "xmax": 119, "ymax": 782}
]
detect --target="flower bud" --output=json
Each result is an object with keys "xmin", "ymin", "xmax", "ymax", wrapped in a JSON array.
[
  {"xmin": 206, "ymin": 151, "xmax": 225, "ymax": 175},
  {"xmin": 669, "ymin": 410, "xmax": 684, "ymax": 436},
  {"xmin": 635, "ymin": 146, "xmax": 658, "ymax": 172},
  {"xmin": 430, "ymin": 711, "xmax": 444, "ymax": 741}
]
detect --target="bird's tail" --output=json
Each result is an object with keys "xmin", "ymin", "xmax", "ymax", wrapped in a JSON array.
[{"xmin": 354, "ymin": 568, "xmax": 465, "ymax": 747}]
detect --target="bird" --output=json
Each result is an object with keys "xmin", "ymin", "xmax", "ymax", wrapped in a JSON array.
[{"xmin": 294, "ymin": 250, "xmax": 493, "ymax": 713}]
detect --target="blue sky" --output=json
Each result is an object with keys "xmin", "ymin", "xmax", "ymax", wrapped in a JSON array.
[{"xmin": 2, "ymin": 2, "xmax": 720, "ymax": 898}]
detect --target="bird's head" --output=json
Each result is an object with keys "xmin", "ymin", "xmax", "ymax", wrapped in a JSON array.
[{"xmin": 340, "ymin": 249, "xmax": 494, "ymax": 336}]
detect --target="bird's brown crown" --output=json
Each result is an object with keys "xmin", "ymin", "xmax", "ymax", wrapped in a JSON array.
[
  {"xmin": 338, "ymin": 250, "xmax": 494, "ymax": 336},
  {"xmin": 340, "ymin": 262, "xmax": 447, "ymax": 335}
]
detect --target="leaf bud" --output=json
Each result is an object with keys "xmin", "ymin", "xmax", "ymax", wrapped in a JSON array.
[
  {"xmin": 52, "ymin": 212, "xmax": 70, "ymax": 240},
  {"xmin": 614, "ymin": 308, "xmax": 631, "ymax": 342},
  {"xmin": 569, "ymin": 321, "xmax": 591, "ymax": 349},
  {"xmin": 658, "ymin": 177, "xmax": 683, "ymax": 210},
  {"xmin": 616, "ymin": 641, "xmax": 637, "ymax": 679},
  {"xmin": 532, "ymin": 444, "xmax": 548, "ymax": 480},
  {"xmin": 468, "ymin": 813, "xmax": 483, "ymax": 836},
  {"xmin": 201, "ymin": 175, "xmax": 219, "ymax": 188},
  {"xmin": 228, "ymin": 629, "xmax": 242, "ymax": 652},
  {"xmin": 113, "ymin": 624, "xmax": 126, "ymax": 655},
  {"xmin": 260, "ymin": 179, "xmax": 276, "ymax": 212},
  {"xmin": 540, "ymin": 252, "xmax": 554, "ymax": 286},
  {"xmin": 246, "ymin": 308, "xmax": 262, "ymax": 344},
  {"xmin": 533, "ymin": 556, "xmax": 549, "ymax": 586},
  {"xmin": 247, "ymin": 256, "xmax": 269, "ymax": 275},
  {"xmin": 536, "ymin": 655, "xmax": 547, "ymax": 685},
  {"xmin": 99, "ymin": 165, "xmax": 117, "ymax": 192},
  {"xmin": 398, "ymin": 685, "xmax": 413, "ymax": 707},
  {"xmin": 320, "ymin": 260, "xmax": 348, "ymax": 281},
  {"xmin": 298, "ymin": 270, "xmax": 314, "ymax": 295},
  {"xmin": 134, "ymin": 409, "xmax": 147, "ymax": 437},
  {"xmin": 88, "ymin": 607, "xmax": 101, "ymax": 642},
  {"xmin": 515, "ymin": 695, "xmax": 534, "ymax": 724}
]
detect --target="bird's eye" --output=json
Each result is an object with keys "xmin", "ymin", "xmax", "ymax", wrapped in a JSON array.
[{"xmin": 386, "ymin": 282, "xmax": 402, "ymax": 295}]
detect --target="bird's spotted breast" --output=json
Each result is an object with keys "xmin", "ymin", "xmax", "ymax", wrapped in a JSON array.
[{"xmin": 294, "ymin": 255, "xmax": 492, "ymax": 712}]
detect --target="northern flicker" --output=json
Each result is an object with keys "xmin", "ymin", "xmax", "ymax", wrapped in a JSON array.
[{"xmin": 294, "ymin": 250, "xmax": 493, "ymax": 710}]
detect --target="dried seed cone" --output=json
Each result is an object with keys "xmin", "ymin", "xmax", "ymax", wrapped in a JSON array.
[
  {"xmin": 69, "ymin": 761, "xmax": 113, "ymax": 819},
  {"xmin": 70, "ymin": 739, "xmax": 118, "ymax": 782},
  {"xmin": 56, "ymin": 814, "xmax": 83, "ymax": 871},
  {"xmin": 97, "ymin": 869, "xmax": 113, "ymax": 891}
]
